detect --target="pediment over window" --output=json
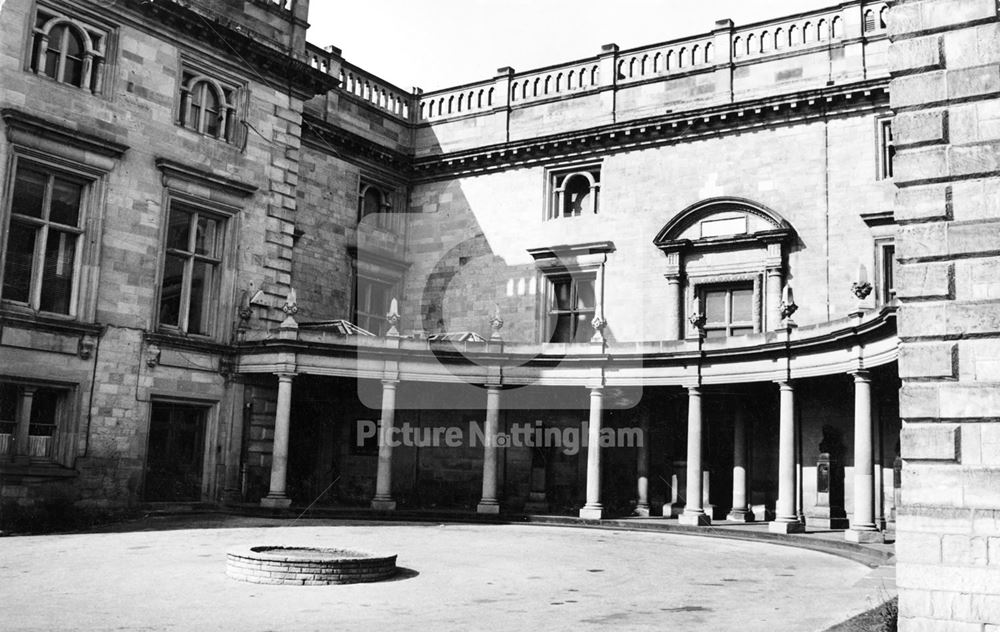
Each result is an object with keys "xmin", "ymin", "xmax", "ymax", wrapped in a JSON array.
[{"xmin": 653, "ymin": 197, "xmax": 794, "ymax": 251}]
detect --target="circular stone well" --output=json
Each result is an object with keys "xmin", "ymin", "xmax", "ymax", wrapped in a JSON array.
[{"xmin": 227, "ymin": 546, "xmax": 398, "ymax": 585}]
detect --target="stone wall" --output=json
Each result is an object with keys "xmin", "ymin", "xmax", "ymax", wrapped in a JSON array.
[{"xmin": 890, "ymin": 0, "xmax": 1000, "ymax": 628}]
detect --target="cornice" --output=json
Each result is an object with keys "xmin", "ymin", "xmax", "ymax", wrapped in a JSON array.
[{"xmin": 2, "ymin": 108, "xmax": 129, "ymax": 159}]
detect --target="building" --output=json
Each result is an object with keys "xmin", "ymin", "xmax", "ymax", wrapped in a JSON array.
[{"xmin": 0, "ymin": 0, "xmax": 996, "ymax": 629}]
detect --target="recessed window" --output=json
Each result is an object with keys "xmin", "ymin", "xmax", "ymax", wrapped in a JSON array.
[
  {"xmin": 547, "ymin": 274, "xmax": 596, "ymax": 343},
  {"xmin": 358, "ymin": 180, "xmax": 402, "ymax": 232},
  {"xmin": 178, "ymin": 69, "xmax": 240, "ymax": 143},
  {"xmin": 354, "ymin": 277, "xmax": 392, "ymax": 336},
  {"xmin": 158, "ymin": 203, "xmax": 226, "ymax": 335},
  {"xmin": 877, "ymin": 118, "xmax": 894, "ymax": 180},
  {"xmin": 30, "ymin": 7, "xmax": 108, "ymax": 93},
  {"xmin": 0, "ymin": 382, "xmax": 65, "ymax": 460},
  {"xmin": 700, "ymin": 283, "xmax": 755, "ymax": 339},
  {"xmin": 877, "ymin": 241, "xmax": 896, "ymax": 304},
  {"xmin": 548, "ymin": 165, "xmax": 601, "ymax": 220},
  {"xmin": 2, "ymin": 163, "xmax": 86, "ymax": 315}
]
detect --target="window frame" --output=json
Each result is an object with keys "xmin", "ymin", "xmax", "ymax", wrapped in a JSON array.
[
  {"xmin": 0, "ymin": 378, "xmax": 74, "ymax": 465},
  {"xmin": 698, "ymin": 282, "xmax": 757, "ymax": 339},
  {"xmin": 545, "ymin": 162, "xmax": 602, "ymax": 221},
  {"xmin": 876, "ymin": 116, "xmax": 894, "ymax": 181},
  {"xmin": 175, "ymin": 58, "xmax": 247, "ymax": 146},
  {"xmin": 27, "ymin": 4, "xmax": 113, "ymax": 94},
  {"xmin": 686, "ymin": 273, "xmax": 763, "ymax": 340},
  {"xmin": 875, "ymin": 239, "xmax": 896, "ymax": 305},
  {"xmin": 544, "ymin": 271, "xmax": 598, "ymax": 343},
  {"xmin": 357, "ymin": 178, "xmax": 403, "ymax": 234},
  {"xmin": 353, "ymin": 275, "xmax": 395, "ymax": 336}
]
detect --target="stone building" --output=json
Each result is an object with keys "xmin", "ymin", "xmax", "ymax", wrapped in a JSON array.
[{"xmin": 0, "ymin": 0, "xmax": 996, "ymax": 628}]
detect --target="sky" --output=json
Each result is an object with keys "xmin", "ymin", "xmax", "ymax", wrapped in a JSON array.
[{"xmin": 308, "ymin": 1, "xmax": 841, "ymax": 91}]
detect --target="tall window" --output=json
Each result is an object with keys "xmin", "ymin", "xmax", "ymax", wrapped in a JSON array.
[
  {"xmin": 2, "ymin": 163, "xmax": 86, "ymax": 315},
  {"xmin": 178, "ymin": 71, "xmax": 238, "ymax": 142},
  {"xmin": 548, "ymin": 165, "xmax": 601, "ymax": 220},
  {"xmin": 30, "ymin": 9, "xmax": 107, "ymax": 93},
  {"xmin": 878, "ymin": 241, "xmax": 896, "ymax": 304},
  {"xmin": 547, "ymin": 275, "xmax": 596, "ymax": 343},
  {"xmin": 700, "ymin": 284, "xmax": 755, "ymax": 339},
  {"xmin": 0, "ymin": 382, "xmax": 64, "ymax": 460},
  {"xmin": 158, "ymin": 203, "xmax": 225, "ymax": 335},
  {"xmin": 354, "ymin": 277, "xmax": 392, "ymax": 335},
  {"xmin": 878, "ymin": 118, "xmax": 894, "ymax": 180}
]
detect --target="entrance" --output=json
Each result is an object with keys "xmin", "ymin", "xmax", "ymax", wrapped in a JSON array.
[{"xmin": 144, "ymin": 402, "xmax": 207, "ymax": 501}]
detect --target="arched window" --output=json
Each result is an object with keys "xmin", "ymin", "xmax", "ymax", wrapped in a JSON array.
[
  {"xmin": 879, "ymin": 6, "xmax": 888, "ymax": 28},
  {"xmin": 179, "ymin": 73, "xmax": 237, "ymax": 141},
  {"xmin": 358, "ymin": 181, "xmax": 400, "ymax": 232},
  {"xmin": 832, "ymin": 16, "xmax": 843, "ymax": 39},
  {"xmin": 864, "ymin": 10, "xmax": 876, "ymax": 32},
  {"xmin": 733, "ymin": 37, "xmax": 742, "ymax": 58},
  {"xmin": 31, "ymin": 11, "xmax": 106, "ymax": 93},
  {"xmin": 548, "ymin": 165, "xmax": 601, "ymax": 220}
]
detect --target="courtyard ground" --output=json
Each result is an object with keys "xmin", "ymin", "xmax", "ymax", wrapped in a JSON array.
[{"xmin": 0, "ymin": 515, "xmax": 895, "ymax": 631}]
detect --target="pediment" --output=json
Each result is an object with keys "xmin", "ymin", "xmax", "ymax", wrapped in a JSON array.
[{"xmin": 654, "ymin": 197, "xmax": 793, "ymax": 249}]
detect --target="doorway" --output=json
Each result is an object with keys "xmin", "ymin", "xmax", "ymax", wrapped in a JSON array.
[{"xmin": 144, "ymin": 402, "xmax": 208, "ymax": 501}]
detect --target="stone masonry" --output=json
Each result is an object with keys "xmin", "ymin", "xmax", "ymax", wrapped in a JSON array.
[{"xmin": 890, "ymin": 0, "xmax": 1000, "ymax": 628}]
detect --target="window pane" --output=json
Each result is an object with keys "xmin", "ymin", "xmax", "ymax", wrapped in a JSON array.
[
  {"xmin": 63, "ymin": 55, "xmax": 83, "ymax": 87},
  {"xmin": 731, "ymin": 327, "xmax": 754, "ymax": 337},
  {"xmin": 39, "ymin": 230, "xmax": 77, "ymax": 314},
  {"xmin": 158, "ymin": 254, "xmax": 185, "ymax": 327},
  {"xmin": 731, "ymin": 288, "xmax": 754, "ymax": 322},
  {"xmin": 704, "ymin": 290, "xmax": 726, "ymax": 323},
  {"xmin": 29, "ymin": 390, "xmax": 58, "ymax": 437},
  {"xmin": 564, "ymin": 174, "xmax": 590, "ymax": 216},
  {"xmin": 194, "ymin": 215, "xmax": 220, "ymax": 256},
  {"xmin": 50, "ymin": 177, "xmax": 82, "ymax": 226},
  {"xmin": 704, "ymin": 328, "xmax": 727, "ymax": 340},
  {"xmin": 2, "ymin": 221, "xmax": 36, "ymax": 303},
  {"xmin": 552, "ymin": 280, "xmax": 571, "ymax": 310},
  {"xmin": 166, "ymin": 208, "xmax": 192, "ymax": 251},
  {"xmin": 362, "ymin": 188, "xmax": 381, "ymax": 218},
  {"xmin": 575, "ymin": 279, "xmax": 595, "ymax": 310},
  {"xmin": 574, "ymin": 312, "xmax": 595, "ymax": 343},
  {"xmin": 43, "ymin": 26, "xmax": 64, "ymax": 79},
  {"xmin": 188, "ymin": 260, "xmax": 215, "ymax": 335},
  {"xmin": 551, "ymin": 313, "xmax": 572, "ymax": 342},
  {"xmin": 369, "ymin": 283, "xmax": 389, "ymax": 317},
  {"xmin": 12, "ymin": 167, "xmax": 46, "ymax": 218},
  {"xmin": 0, "ymin": 383, "xmax": 16, "ymax": 450}
]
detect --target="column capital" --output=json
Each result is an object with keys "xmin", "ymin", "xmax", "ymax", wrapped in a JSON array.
[
  {"xmin": 849, "ymin": 369, "xmax": 872, "ymax": 382},
  {"xmin": 687, "ymin": 385, "xmax": 702, "ymax": 396},
  {"xmin": 485, "ymin": 384, "xmax": 503, "ymax": 394},
  {"xmin": 381, "ymin": 379, "xmax": 400, "ymax": 389},
  {"xmin": 774, "ymin": 380, "xmax": 794, "ymax": 390},
  {"xmin": 275, "ymin": 372, "xmax": 296, "ymax": 382}
]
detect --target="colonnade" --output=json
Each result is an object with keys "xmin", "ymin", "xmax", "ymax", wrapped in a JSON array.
[{"xmin": 257, "ymin": 371, "xmax": 884, "ymax": 541}]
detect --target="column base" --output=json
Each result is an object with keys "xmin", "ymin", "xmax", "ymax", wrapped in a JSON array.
[
  {"xmin": 524, "ymin": 500, "xmax": 550, "ymax": 513},
  {"xmin": 260, "ymin": 495, "xmax": 292, "ymax": 509},
  {"xmin": 634, "ymin": 504, "xmax": 650, "ymax": 518},
  {"xmin": 768, "ymin": 519, "xmax": 805, "ymax": 534},
  {"xmin": 579, "ymin": 505, "xmax": 603, "ymax": 520},
  {"xmin": 370, "ymin": 498, "xmax": 397, "ymax": 512},
  {"xmin": 667, "ymin": 502, "xmax": 685, "ymax": 518},
  {"xmin": 845, "ymin": 528, "xmax": 883, "ymax": 543},
  {"xmin": 678, "ymin": 511, "xmax": 711, "ymax": 526},
  {"xmin": 476, "ymin": 501, "xmax": 501, "ymax": 514},
  {"xmin": 726, "ymin": 509, "xmax": 755, "ymax": 523}
]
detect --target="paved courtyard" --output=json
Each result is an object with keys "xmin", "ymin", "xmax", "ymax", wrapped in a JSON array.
[{"xmin": 0, "ymin": 516, "xmax": 893, "ymax": 631}]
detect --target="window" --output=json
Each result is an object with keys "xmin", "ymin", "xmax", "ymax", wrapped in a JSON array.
[
  {"xmin": 547, "ymin": 274, "xmax": 596, "ymax": 343},
  {"xmin": 2, "ymin": 163, "xmax": 86, "ymax": 315},
  {"xmin": 354, "ymin": 277, "xmax": 392, "ymax": 336},
  {"xmin": 0, "ymin": 382, "xmax": 65, "ymax": 460},
  {"xmin": 158, "ymin": 203, "xmax": 225, "ymax": 335},
  {"xmin": 877, "ymin": 118, "xmax": 894, "ymax": 180},
  {"xmin": 358, "ymin": 180, "xmax": 402, "ymax": 232},
  {"xmin": 548, "ymin": 164, "xmax": 601, "ymax": 220},
  {"xmin": 178, "ymin": 69, "xmax": 240, "ymax": 143},
  {"xmin": 877, "ymin": 241, "xmax": 896, "ymax": 304},
  {"xmin": 29, "ymin": 7, "xmax": 108, "ymax": 93},
  {"xmin": 700, "ymin": 283, "xmax": 755, "ymax": 339}
]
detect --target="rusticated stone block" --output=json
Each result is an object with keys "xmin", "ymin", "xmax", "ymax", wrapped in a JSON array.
[
  {"xmin": 896, "ymin": 184, "xmax": 951, "ymax": 222},
  {"xmin": 940, "ymin": 385, "xmax": 1000, "ymax": 418},
  {"xmin": 891, "ymin": 71, "xmax": 947, "ymax": 109},
  {"xmin": 895, "ymin": 146, "xmax": 949, "ymax": 185},
  {"xmin": 900, "ymin": 383, "xmax": 943, "ymax": 418},
  {"xmin": 897, "ymin": 109, "xmax": 949, "ymax": 148},
  {"xmin": 897, "ymin": 223, "xmax": 949, "ymax": 260},
  {"xmin": 896, "ymin": 262, "xmax": 953, "ymax": 300},
  {"xmin": 888, "ymin": 0, "xmax": 998, "ymax": 39},
  {"xmin": 900, "ymin": 342, "xmax": 957, "ymax": 378},
  {"xmin": 902, "ymin": 424, "xmax": 959, "ymax": 460},
  {"xmin": 889, "ymin": 35, "xmax": 945, "ymax": 75},
  {"xmin": 952, "ymin": 179, "xmax": 1000, "ymax": 221},
  {"xmin": 950, "ymin": 140, "xmax": 1000, "ymax": 177},
  {"xmin": 947, "ymin": 64, "xmax": 1000, "ymax": 101}
]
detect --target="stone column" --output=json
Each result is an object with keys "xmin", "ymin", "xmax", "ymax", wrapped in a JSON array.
[
  {"xmin": 14, "ymin": 386, "xmax": 35, "ymax": 458},
  {"xmin": 766, "ymin": 267, "xmax": 783, "ymax": 331},
  {"xmin": 371, "ymin": 380, "xmax": 399, "ymax": 511},
  {"xmin": 847, "ymin": 370, "xmax": 880, "ymax": 542},
  {"xmin": 769, "ymin": 381, "xmax": 803, "ymax": 533},
  {"xmin": 477, "ymin": 385, "xmax": 502, "ymax": 514},
  {"xmin": 679, "ymin": 386, "xmax": 710, "ymax": 525},
  {"xmin": 727, "ymin": 405, "xmax": 753, "ymax": 522},
  {"xmin": 579, "ymin": 387, "xmax": 604, "ymax": 520},
  {"xmin": 261, "ymin": 373, "xmax": 294, "ymax": 508},
  {"xmin": 635, "ymin": 408, "xmax": 650, "ymax": 516},
  {"xmin": 665, "ymin": 275, "xmax": 682, "ymax": 340}
]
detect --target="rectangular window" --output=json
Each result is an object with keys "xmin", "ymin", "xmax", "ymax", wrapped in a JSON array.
[
  {"xmin": 0, "ymin": 382, "xmax": 65, "ymax": 460},
  {"xmin": 158, "ymin": 203, "xmax": 225, "ymax": 335},
  {"xmin": 877, "ymin": 241, "xmax": 896, "ymax": 304},
  {"xmin": 354, "ymin": 277, "xmax": 392, "ymax": 336},
  {"xmin": 2, "ymin": 163, "xmax": 86, "ymax": 315},
  {"xmin": 877, "ymin": 118, "xmax": 894, "ymax": 180},
  {"xmin": 700, "ymin": 283, "xmax": 755, "ymax": 339},
  {"xmin": 547, "ymin": 274, "xmax": 596, "ymax": 343}
]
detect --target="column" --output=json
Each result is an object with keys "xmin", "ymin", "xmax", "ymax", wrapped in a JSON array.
[
  {"xmin": 14, "ymin": 387, "xmax": 35, "ymax": 458},
  {"xmin": 679, "ymin": 386, "xmax": 710, "ymax": 525},
  {"xmin": 766, "ymin": 267, "xmax": 783, "ymax": 331},
  {"xmin": 371, "ymin": 380, "xmax": 398, "ymax": 511},
  {"xmin": 477, "ymin": 385, "xmax": 502, "ymax": 514},
  {"xmin": 847, "ymin": 370, "xmax": 881, "ymax": 542},
  {"xmin": 727, "ymin": 406, "xmax": 753, "ymax": 522},
  {"xmin": 635, "ymin": 408, "xmax": 650, "ymax": 517},
  {"xmin": 261, "ymin": 373, "xmax": 294, "ymax": 508},
  {"xmin": 579, "ymin": 387, "xmax": 604, "ymax": 520},
  {"xmin": 769, "ymin": 381, "xmax": 804, "ymax": 533},
  {"xmin": 665, "ymin": 274, "xmax": 682, "ymax": 340}
]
